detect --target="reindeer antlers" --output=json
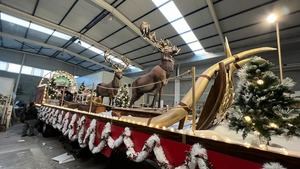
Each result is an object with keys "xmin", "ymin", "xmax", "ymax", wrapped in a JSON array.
[
  {"xmin": 104, "ymin": 49, "xmax": 130, "ymax": 71},
  {"xmin": 139, "ymin": 21, "xmax": 180, "ymax": 55}
]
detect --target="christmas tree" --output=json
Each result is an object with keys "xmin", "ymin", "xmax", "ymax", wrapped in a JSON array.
[
  {"xmin": 227, "ymin": 56, "xmax": 300, "ymax": 142},
  {"xmin": 78, "ymin": 82, "xmax": 86, "ymax": 94},
  {"xmin": 114, "ymin": 84, "xmax": 130, "ymax": 108},
  {"xmin": 47, "ymin": 78, "xmax": 58, "ymax": 99}
]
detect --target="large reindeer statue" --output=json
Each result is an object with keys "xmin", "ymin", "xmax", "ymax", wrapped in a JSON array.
[
  {"xmin": 129, "ymin": 22, "xmax": 180, "ymax": 108},
  {"xmin": 96, "ymin": 50, "xmax": 129, "ymax": 105}
]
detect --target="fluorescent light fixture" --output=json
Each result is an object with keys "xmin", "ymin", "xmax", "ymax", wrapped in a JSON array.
[
  {"xmin": 152, "ymin": 0, "xmax": 206, "ymax": 55},
  {"xmin": 171, "ymin": 18, "xmax": 190, "ymax": 34},
  {"xmin": 30, "ymin": 23, "xmax": 54, "ymax": 35},
  {"xmin": 129, "ymin": 65, "xmax": 142, "ymax": 72},
  {"xmin": 52, "ymin": 31, "xmax": 71, "ymax": 40},
  {"xmin": 156, "ymin": 1, "xmax": 182, "ymax": 22},
  {"xmin": 75, "ymin": 39, "xmax": 91, "ymax": 48},
  {"xmin": 0, "ymin": 61, "xmax": 8, "ymax": 71},
  {"xmin": 33, "ymin": 68, "xmax": 43, "ymax": 77},
  {"xmin": 7, "ymin": 63, "xmax": 21, "ymax": 73},
  {"xmin": 188, "ymin": 41, "xmax": 203, "ymax": 51},
  {"xmin": 110, "ymin": 56, "xmax": 127, "ymax": 66},
  {"xmin": 1, "ymin": 13, "xmax": 71, "ymax": 40},
  {"xmin": 180, "ymin": 31, "xmax": 198, "ymax": 43},
  {"xmin": 21, "ymin": 65, "xmax": 33, "ymax": 75},
  {"xmin": 42, "ymin": 70, "xmax": 51, "ymax": 78},
  {"xmin": 74, "ymin": 76, "xmax": 79, "ymax": 78},
  {"xmin": 89, "ymin": 46, "xmax": 103, "ymax": 54},
  {"xmin": 152, "ymin": 0, "xmax": 169, "ymax": 6},
  {"xmin": 0, "ymin": 13, "xmax": 30, "ymax": 27}
]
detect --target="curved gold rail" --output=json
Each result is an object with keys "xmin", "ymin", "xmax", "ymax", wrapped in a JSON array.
[{"xmin": 121, "ymin": 41, "xmax": 276, "ymax": 127}]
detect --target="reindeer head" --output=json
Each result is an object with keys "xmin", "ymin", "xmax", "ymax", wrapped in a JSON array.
[
  {"xmin": 104, "ymin": 50, "xmax": 130, "ymax": 79},
  {"xmin": 157, "ymin": 39, "xmax": 180, "ymax": 72}
]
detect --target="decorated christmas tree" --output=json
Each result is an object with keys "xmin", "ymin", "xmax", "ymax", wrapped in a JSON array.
[
  {"xmin": 227, "ymin": 56, "xmax": 300, "ymax": 142},
  {"xmin": 78, "ymin": 82, "xmax": 86, "ymax": 94},
  {"xmin": 47, "ymin": 78, "xmax": 58, "ymax": 99},
  {"xmin": 114, "ymin": 84, "xmax": 130, "ymax": 107}
]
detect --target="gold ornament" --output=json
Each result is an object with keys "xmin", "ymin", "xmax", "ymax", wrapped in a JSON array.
[
  {"xmin": 244, "ymin": 116, "xmax": 252, "ymax": 123},
  {"xmin": 269, "ymin": 122, "xmax": 278, "ymax": 128},
  {"xmin": 256, "ymin": 79, "xmax": 264, "ymax": 85}
]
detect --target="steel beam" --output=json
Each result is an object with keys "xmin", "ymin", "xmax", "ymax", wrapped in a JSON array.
[
  {"xmin": 0, "ymin": 4, "xmax": 142, "ymax": 69},
  {"xmin": 0, "ymin": 32, "xmax": 113, "ymax": 70},
  {"xmin": 205, "ymin": 0, "xmax": 224, "ymax": 46}
]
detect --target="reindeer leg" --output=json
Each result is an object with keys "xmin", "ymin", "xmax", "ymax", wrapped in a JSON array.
[
  {"xmin": 151, "ymin": 88, "xmax": 159, "ymax": 108},
  {"xmin": 158, "ymin": 85, "xmax": 162, "ymax": 108},
  {"xmin": 129, "ymin": 90, "xmax": 143, "ymax": 108}
]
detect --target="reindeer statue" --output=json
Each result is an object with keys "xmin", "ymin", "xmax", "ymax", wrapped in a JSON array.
[
  {"xmin": 129, "ymin": 22, "xmax": 180, "ymax": 108},
  {"xmin": 96, "ymin": 50, "xmax": 129, "ymax": 105}
]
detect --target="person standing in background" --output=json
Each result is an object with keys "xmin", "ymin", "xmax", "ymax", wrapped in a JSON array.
[{"xmin": 22, "ymin": 102, "xmax": 38, "ymax": 137}]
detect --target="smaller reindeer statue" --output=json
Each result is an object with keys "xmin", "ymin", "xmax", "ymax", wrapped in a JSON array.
[
  {"xmin": 129, "ymin": 22, "xmax": 180, "ymax": 108},
  {"xmin": 96, "ymin": 50, "xmax": 129, "ymax": 105}
]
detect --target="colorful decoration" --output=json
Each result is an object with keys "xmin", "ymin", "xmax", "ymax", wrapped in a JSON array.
[
  {"xmin": 78, "ymin": 82, "xmax": 86, "ymax": 94},
  {"xmin": 39, "ymin": 70, "xmax": 77, "ymax": 102},
  {"xmin": 227, "ymin": 56, "xmax": 300, "ymax": 142},
  {"xmin": 114, "ymin": 84, "xmax": 130, "ymax": 107}
]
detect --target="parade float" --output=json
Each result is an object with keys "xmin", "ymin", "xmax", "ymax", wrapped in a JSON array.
[{"xmin": 35, "ymin": 22, "xmax": 300, "ymax": 169}]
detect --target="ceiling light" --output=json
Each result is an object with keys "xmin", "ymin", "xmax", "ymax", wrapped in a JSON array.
[
  {"xmin": 89, "ymin": 46, "xmax": 103, "ymax": 54},
  {"xmin": 188, "ymin": 41, "xmax": 203, "ymax": 51},
  {"xmin": 266, "ymin": 13, "xmax": 278, "ymax": 23},
  {"xmin": 152, "ymin": 0, "xmax": 206, "ymax": 55},
  {"xmin": 180, "ymin": 31, "xmax": 198, "ymax": 43},
  {"xmin": 0, "ymin": 13, "xmax": 30, "ymax": 27},
  {"xmin": 156, "ymin": 1, "xmax": 182, "ymax": 22},
  {"xmin": 30, "ymin": 23, "xmax": 54, "ymax": 35},
  {"xmin": 152, "ymin": 0, "xmax": 169, "ymax": 6},
  {"xmin": 52, "ymin": 31, "xmax": 71, "ymax": 40},
  {"xmin": 75, "ymin": 39, "xmax": 91, "ymax": 48},
  {"xmin": 171, "ymin": 18, "xmax": 191, "ymax": 34}
]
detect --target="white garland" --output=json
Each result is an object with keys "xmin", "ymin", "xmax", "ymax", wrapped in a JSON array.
[
  {"xmin": 61, "ymin": 112, "xmax": 70, "ymax": 133},
  {"xmin": 47, "ymin": 109, "xmax": 56, "ymax": 125},
  {"xmin": 55, "ymin": 110, "xmax": 64, "ymax": 129},
  {"xmin": 80, "ymin": 119, "xmax": 97, "ymax": 148},
  {"xmin": 66, "ymin": 113, "xmax": 77, "ymax": 138},
  {"xmin": 40, "ymin": 107, "xmax": 212, "ymax": 169},
  {"xmin": 51, "ymin": 109, "xmax": 60, "ymax": 126},
  {"xmin": 77, "ymin": 116, "xmax": 86, "ymax": 145},
  {"xmin": 262, "ymin": 162, "xmax": 287, "ymax": 169}
]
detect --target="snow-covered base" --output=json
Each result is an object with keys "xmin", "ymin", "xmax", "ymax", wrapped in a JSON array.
[{"xmin": 189, "ymin": 121, "xmax": 300, "ymax": 158}]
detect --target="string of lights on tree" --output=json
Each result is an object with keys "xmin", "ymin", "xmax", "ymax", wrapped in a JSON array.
[{"xmin": 227, "ymin": 56, "xmax": 300, "ymax": 143}]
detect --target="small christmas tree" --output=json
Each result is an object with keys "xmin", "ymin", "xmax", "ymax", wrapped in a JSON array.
[
  {"xmin": 227, "ymin": 56, "xmax": 300, "ymax": 142},
  {"xmin": 78, "ymin": 82, "xmax": 86, "ymax": 94},
  {"xmin": 114, "ymin": 84, "xmax": 130, "ymax": 108},
  {"xmin": 47, "ymin": 78, "xmax": 58, "ymax": 99}
]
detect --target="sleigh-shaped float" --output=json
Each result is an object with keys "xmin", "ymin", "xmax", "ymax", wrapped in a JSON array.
[{"xmin": 36, "ymin": 38, "xmax": 300, "ymax": 169}]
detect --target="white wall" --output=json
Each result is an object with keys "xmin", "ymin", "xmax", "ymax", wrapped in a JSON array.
[{"xmin": 0, "ymin": 76, "xmax": 14, "ymax": 96}]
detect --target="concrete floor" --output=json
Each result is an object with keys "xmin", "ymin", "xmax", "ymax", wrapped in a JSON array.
[{"xmin": 0, "ymin": 123, "xmax": 108, "ymax": 169}]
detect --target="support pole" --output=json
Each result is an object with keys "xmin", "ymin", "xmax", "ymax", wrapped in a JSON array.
[
  {"xmin": 14, "ymin": 54, "xmax": 26, "ymax": 95},
  {"xmin": 60, "ymin": 87, "xmax": 65, "ymax": 106},
  {"xmin": 276, "ymin": 22, "xmax": 283, "ymax": 82},
  {"xmin": 192, "ymin": 67, "xmax": 196, "ymax": 132},
  {"xmin": 89, "ymin": 83, "xmax": 95, "ymax": 113}
]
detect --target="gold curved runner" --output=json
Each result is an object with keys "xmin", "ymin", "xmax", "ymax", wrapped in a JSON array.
[{"xmin": 120, "ymin": 40, "xmax": 276, "ymax": 128}]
